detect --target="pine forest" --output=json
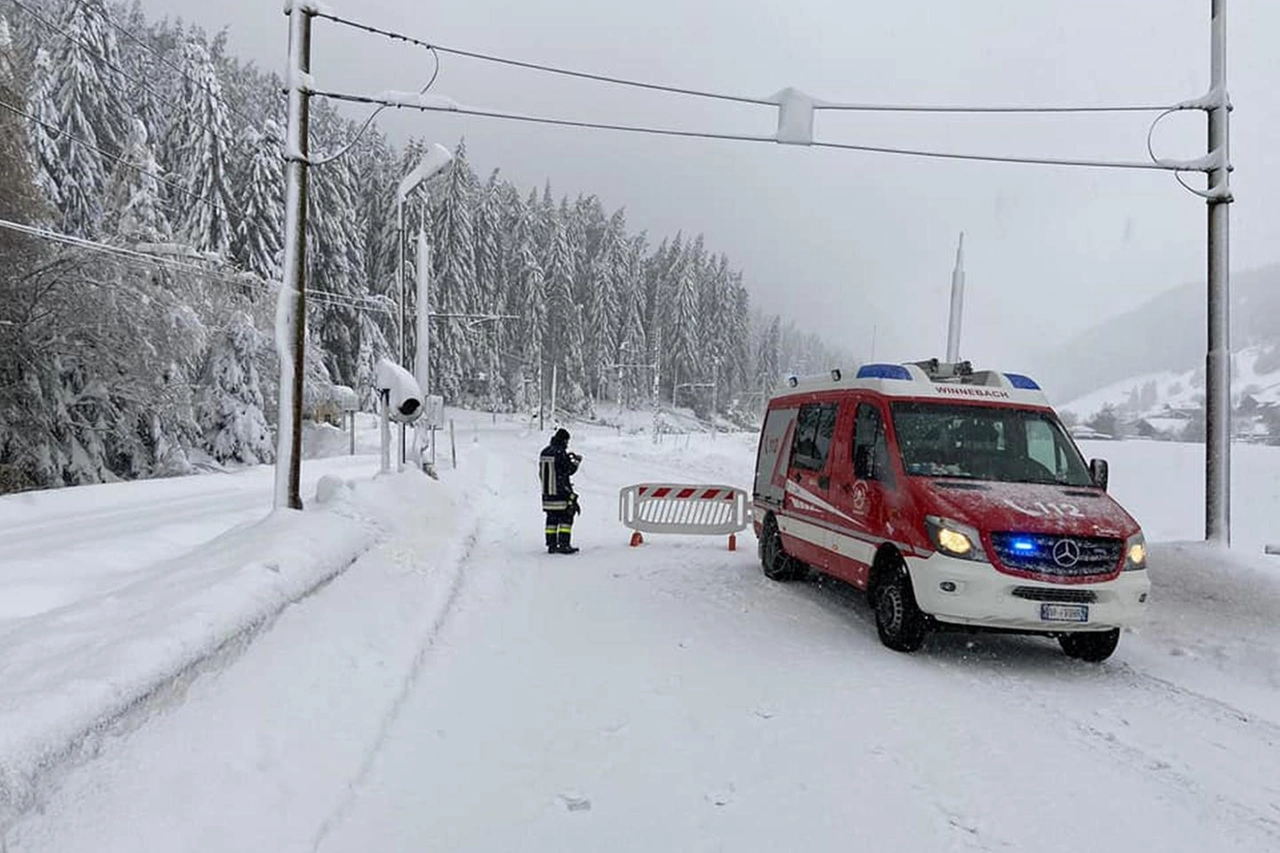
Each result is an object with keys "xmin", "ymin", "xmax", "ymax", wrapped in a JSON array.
[{"xmin": 0, "ymin": 0, "xmax": 842, "ymax": 492}]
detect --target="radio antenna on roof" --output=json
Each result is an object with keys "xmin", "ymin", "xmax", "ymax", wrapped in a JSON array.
[{"xmin": 946, "ymin": 232, "xmax": 965, "ymax": 363}]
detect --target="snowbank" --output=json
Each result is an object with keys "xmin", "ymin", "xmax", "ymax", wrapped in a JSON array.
[
  {"xmin": 302, "ymin": 422, "xmax": 351, "ymax": 459},
  {"xmin": 1129, "ymin": 542, "xmax": 1280, "ymax": 723},
  {"xmin": 0, "ymin": 470, "xmax": 440, "ymax": 825}
]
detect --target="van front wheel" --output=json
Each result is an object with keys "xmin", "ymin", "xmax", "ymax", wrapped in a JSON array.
[
  {"xmin": 1058, "ymin": 629, "xmax": 1120, "ymax": 662},
  {"xmin": 761, "ymin": 515, "xmax": 802, "ymax": 582},
  {"xmin": 874, "ymin": 562, "xmax": 928, "ymax": 652}
]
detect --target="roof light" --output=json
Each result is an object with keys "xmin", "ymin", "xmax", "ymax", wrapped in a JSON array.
[
  {"xmin": 857, "ymin": 364, "xmax": 912, "ymax": 381},
  {"xmin": 1005, "ymin": 373, "xmax": 1041, "ymax": 390}
]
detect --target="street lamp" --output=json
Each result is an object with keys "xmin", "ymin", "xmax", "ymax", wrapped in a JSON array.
[
  {"xmin": 397, "ymin": 143, "xmax": 452, "ymax": 366},
  {"xmin": 395, "ymin": 142, "xmax": 452, "ymax": 467}
]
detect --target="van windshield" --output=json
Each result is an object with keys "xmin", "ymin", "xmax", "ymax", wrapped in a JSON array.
[{"xmin": 890, "ymin": 401, "xmax": 1093, "ymax": 487}]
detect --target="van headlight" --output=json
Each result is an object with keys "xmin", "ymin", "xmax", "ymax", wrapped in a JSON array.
[
  {"xmin": 1124, "ymin": 533, "xmax": 1147, "ymax": 571},
  {"xmin": 926, "ymin": 516, "xmax": 987, "ymax": 562}
]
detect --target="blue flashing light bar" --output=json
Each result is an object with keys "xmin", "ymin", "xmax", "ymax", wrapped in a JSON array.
[
  {"xmin": 1004, "ymin": 373, "xmax": 1041, "ymax": 390},
  {"xmin": 857, "ymin": 363, "xmax": 912, "ymax": 381}
]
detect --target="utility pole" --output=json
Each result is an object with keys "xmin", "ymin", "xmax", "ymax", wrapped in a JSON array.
[
  {"xmin": 417, "ymin": 228, "xmax": 431, "ymax": 403},
  {"xmin": 550, "ymin": 363, "xmax": 558, "ymax": 423},
  {"xmin": 1205, "ymin": 0, "xmax": 1233, "ymax": 545},
  {"xmin": 273, "ymin": 2, "xmax": 312, "ymax": 511},
  {"xmin": 946, "ymin": 232, "xmax": 965, "ymax": 364}
]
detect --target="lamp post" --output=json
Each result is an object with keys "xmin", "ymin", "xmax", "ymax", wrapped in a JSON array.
[{"xmin": 395, "ymin": 143, "xmax": 452, "ymax": 467}]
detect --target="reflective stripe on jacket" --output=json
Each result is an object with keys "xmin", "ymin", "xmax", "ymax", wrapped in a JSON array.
[{"xmin": 539, "ymin": 443, "xmax": 578, "ymax": 511}]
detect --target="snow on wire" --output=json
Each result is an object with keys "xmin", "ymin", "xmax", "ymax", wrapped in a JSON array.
[{"xmin": 305, "ymin": 6, "xmax": 1188, "ymax": 115}]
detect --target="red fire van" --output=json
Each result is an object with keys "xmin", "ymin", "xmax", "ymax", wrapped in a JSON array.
[{"xmin": 753, "ymin": 360, "xmax": 1150, "ymax": 661}]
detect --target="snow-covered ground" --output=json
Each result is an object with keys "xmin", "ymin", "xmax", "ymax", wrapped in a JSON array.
[{"xmin": 3, "ymin": 414, "xmax": 1280, "ymax": 851}]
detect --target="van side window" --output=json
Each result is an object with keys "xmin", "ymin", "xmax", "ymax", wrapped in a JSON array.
[
  {"xmin": 792, "ymin": 402, "xmax": 838, "ymax": 471},
  {"xmin": 853, "ymin": 403, "xmax": 892, "ymax": 483}
]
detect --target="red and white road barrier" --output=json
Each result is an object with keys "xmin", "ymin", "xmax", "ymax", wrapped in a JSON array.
[{"xmin": 618, "ymin": 483, "xmax": 751, "ymax": 551}]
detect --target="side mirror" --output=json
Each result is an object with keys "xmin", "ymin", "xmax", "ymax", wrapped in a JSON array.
[{"xmin": 1089, "ymin": 458, "xmax": 1109, "ymax": 492}]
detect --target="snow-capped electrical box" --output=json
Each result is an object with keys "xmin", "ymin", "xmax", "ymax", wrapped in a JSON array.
[{"xmin": 420, "ymin": 395, "xmax": 445, "ymax": 429}]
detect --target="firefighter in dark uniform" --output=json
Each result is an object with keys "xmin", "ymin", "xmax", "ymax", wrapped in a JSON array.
[{"xmin": 539, "ymin": 428, "xmax": 581, "ymax": 554}]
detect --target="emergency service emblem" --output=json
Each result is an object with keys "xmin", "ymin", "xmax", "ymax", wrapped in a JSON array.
[{"xmin": 850, "ymin": 482, "xmax": 870, "ymax": 516}]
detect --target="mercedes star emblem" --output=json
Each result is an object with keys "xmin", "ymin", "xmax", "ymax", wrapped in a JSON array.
[{"xmin": 1052, "ymin": 539, "xmax": 1082, "ymax": 568}]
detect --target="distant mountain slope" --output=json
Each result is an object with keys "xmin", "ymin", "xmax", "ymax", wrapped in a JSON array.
[
  {"xmin": 1061, "ymin": 345, "xmax": 1280, "ymax": 417},
  {"xmin": 1033, "ymin": 264, "xmax": 1280, "ymax": 404}
]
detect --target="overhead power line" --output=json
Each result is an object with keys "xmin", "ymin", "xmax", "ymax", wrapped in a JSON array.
[
  {"xmin": 308, "ymin": 8, "xmax": 772, "ymax": 108},
  {"xmin": 0, "ymin": 218, "xmax": 393, "ymax": 315},
  {"xmin": 314, "ymin": 88, "xmax": 778, "ymax": 146},
  {"xmin": 308, "ymin": 8, "xmax": 1180, "ymax": 115},
  {"xmin": 311, "ymin": 89, "xmax": 1191, "ymax": 173},
  {"xmin": 0, "ymin": 215, "xmax": 254, "ymax": 279},
  {"xmin": 813, "ymin": 101, "xmax": 1173, "ymax": 114}
]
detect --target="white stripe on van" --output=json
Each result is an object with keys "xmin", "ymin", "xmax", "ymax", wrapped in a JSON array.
[
  {"xmin": 784, "ymin": 480, "xmax": 859, "ymax": 524},
  {"xmin": 778, "ymin": 515, "xmax": 878, "ymax": 565}
]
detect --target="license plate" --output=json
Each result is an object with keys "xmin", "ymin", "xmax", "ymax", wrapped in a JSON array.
[{"xmin": 1040, "ymin": 603, "xmax": 1089, "ymax": 623}]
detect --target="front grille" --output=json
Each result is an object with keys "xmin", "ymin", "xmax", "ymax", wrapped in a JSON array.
[
  {"xmin": 989, "ymin": 532, "xmax": 1123, "ymax": 579},
  {"xmin": 1011, "ymin": 586, "xmax": 1098, "ymax": 604}
]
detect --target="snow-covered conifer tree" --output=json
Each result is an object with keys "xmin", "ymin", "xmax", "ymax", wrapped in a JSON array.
[
  {"xmin": 196, "ymin": 310, "xmax": 274, "ymax": 464},
  {"xmin": 233, "ymin": 121, "xmax": 283, "ymax": 281},
  {"xmin": 430, "ymin": 140, "xmax": 478, "ymax": 400},
  {"xmin": 167, "ymin": 39, "xmax": 235, "ymax": 256},
  {"xmin": 51, "ymin": 0, "xmax": 131, "ymax": 236},
  {"xmin": 102, "ymin": 117, "xmax": 171, "ymax": 242},
  {"xmin": 23, "ymin": 48, "xmax": 62, "ymax": 212}
]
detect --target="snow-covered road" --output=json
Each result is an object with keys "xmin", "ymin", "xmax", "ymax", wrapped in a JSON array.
[
  {"xmin": 0, "ymin": 454, "xmax": 378, "ymax": 626},
  {"xmin": 7, "ymin": 421, "xmax": 1280, "ymax": 851}
]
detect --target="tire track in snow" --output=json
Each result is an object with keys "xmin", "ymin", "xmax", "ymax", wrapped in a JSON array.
[
  {"xmin": 309, "ymin": 457, "xmax": 497, "ymax": 853},
  {"xmin": 942, "ymin": 643, "xmax": 1280, "ymax": 845},
  {"xmin": 762, "ymin": 572, "xmax": 1280, "ymax": 848}
]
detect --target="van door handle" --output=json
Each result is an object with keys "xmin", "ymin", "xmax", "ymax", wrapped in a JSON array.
[{"xmin": 818, "ymin": 476, "xmax": 830, "ymax": 489}]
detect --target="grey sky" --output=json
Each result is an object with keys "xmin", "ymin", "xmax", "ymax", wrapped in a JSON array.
[{"xmin": 142, "ymin": 0, "xmax": 1279, "ymax": 377}]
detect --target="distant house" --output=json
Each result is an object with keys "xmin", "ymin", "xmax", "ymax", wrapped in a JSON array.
[
  {"xmin": 1127, "ymin": 419, "xmax": 1171, "ymax": 440},
  {"xmin": 1163, "ymin": 405, "xmax": 1201, "ymax": 420},
  {"xmin": 1236, "ymin": 394, "xmax": 1262, "ymax": 416},
  {"xmin": 1142, "ymin": 417, "xmax": 1188, "ymax": 439},
  {"xmin": 310, "ymin": 384, "xmax": 360, "ymax": 426},
  {"xmin": 1069, "ymin": 425, "xmax": 1115, "ymax": 442}
]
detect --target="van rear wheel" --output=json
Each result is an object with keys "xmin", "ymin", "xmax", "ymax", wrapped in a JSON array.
[
  {"xmin": 761, "ymin": 515, "xmax": 802, "ymax": 582},
  {"xmin": 1058, "ymin": 629, "xmax": 1120, "ymax": 662},
  {"xmin": 873, "ymin": 561, "xmax": 928, "ymax": 652}
]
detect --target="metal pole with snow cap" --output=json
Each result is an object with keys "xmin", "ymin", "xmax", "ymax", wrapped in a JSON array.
[
  {"xmin": 396, "ymin": 143, "xmax": 453, "ymax": 468},
  {"xmin": 1205, "ymin": 0, "xmax": 1233, "ymax": 546}
]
